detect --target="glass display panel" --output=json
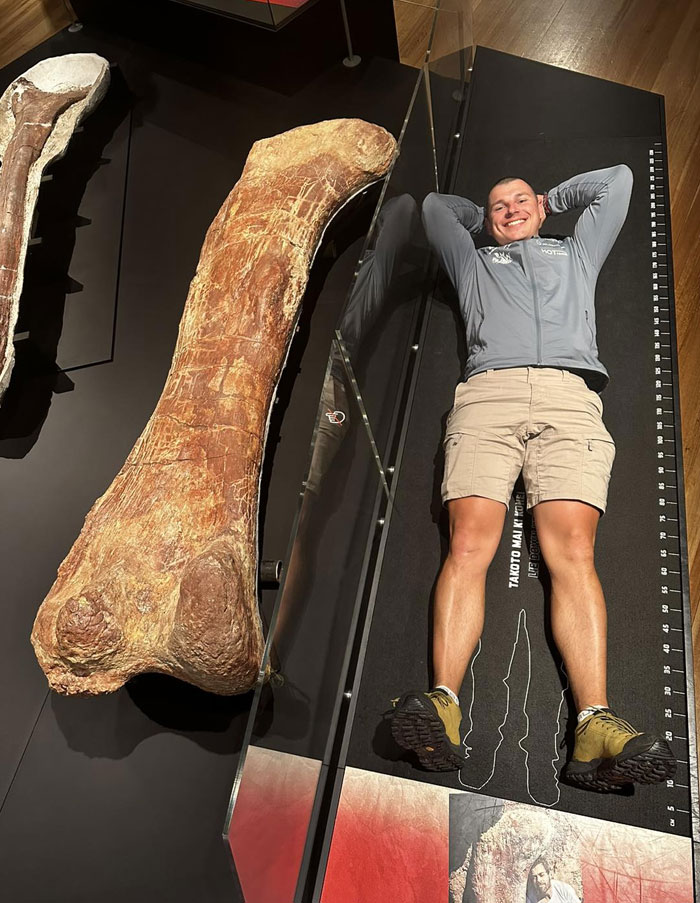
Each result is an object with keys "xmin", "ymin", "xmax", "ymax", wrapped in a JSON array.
[
  {"xmin": 334, "ymin": 0, "xmax": 473, "ymax": 472},
  {"xmin": 333, "ymin": 69, "xmax": 436, "ymax": 471},
  {"xmin": 226, "ymin": 343, "xmax": 386, "ymax": 900},
  {"xmin": 427, "ymin": 0, "xmax": 473, "ymax": 190},
  {"xmin": 225, "ymin": 10, "xmax": 476, "ymax": 889},
  {"xmin": 228, "ymin": 747, "xmax": 323, "ymax": 903}
]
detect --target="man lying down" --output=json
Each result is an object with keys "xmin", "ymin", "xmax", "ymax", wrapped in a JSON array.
[{"xmin": 389, "ymin": 164, "xmax": 677, "ymax": 792}]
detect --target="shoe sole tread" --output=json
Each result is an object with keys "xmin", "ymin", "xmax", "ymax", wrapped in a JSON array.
[
  {"xmin": 391, "ymin": 694, "xmax": 464, "ymax": 772},
  {"xmin": 565, "ymin": 737, "xmax": 676, "ymax": 793}
]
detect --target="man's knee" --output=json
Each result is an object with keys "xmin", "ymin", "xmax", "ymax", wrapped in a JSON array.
[
  {"xmin": 533, "ymin": 500, "xmax": 599, "ymax": 574},
  {"xmin": 447, "ymin": 496, "xmax": 505, "ymax": 568},
  {"xmin": 539, "ymin": 526, "xmax": 596, "ymax": 572}
]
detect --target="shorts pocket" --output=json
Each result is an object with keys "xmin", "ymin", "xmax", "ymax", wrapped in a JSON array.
[
  {"xmin": 582, "ymin": 437, "xmax": 616, "ymax": 500},
  {"xmin": 442, "ymin": 430, "xmax": 478, "ymax": 498}
]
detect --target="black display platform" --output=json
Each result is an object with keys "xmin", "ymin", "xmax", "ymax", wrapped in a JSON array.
[
  {"xmin": 221, "ymin": 46, "xmax": 697, "ymax": 902},
  {"xmin": 0, "ymin": 16, "xmax": 414, "ymax": 903},
  {"xmin": 346, "ymin": 48, "xmax": 695, "ymax": 836}
]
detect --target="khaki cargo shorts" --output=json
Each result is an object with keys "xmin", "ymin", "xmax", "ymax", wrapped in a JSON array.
[{"xmin": 442, "ymin": 367, "xmax": 616, "ymax": 514}]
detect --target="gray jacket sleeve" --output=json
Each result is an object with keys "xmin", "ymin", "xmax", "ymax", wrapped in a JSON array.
[
  {"xmin": 545, "ymin": 164, "xmax": 633, "ymax": 272},
  {"xmin": 421, "ymin": 192, "xmax": 484, "ymax": 293},
  {"xmin": 339, "ymin": 194, "xmax": 418, "ymax": 355}
]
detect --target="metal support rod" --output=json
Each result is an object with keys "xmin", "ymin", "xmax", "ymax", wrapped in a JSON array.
[
  {"xmin": 339, "ymin": 0, "xmax": 361, "ymax": 68},
  {"xmin": 260, "ymin": 559, "xmax": 283, "ymax": 586}
]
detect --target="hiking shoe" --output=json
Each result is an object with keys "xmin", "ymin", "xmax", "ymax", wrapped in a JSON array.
[
  {"xmin": 564, "ymin": 708, "xmax": 676, "ymax": 792},
  {"xmin": 390, "ymin": 690, "xmax": 465, "ymax": 771}
]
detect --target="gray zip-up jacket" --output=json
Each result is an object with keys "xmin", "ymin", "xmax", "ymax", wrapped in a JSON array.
[{"xmin": 421, "ymin": 165, "xmax": 633, "ymax": 391}]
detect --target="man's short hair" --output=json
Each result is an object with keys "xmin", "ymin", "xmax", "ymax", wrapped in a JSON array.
[
  {"xmin": 530, "ymin": 856, "xmax": 551, "ymax": 875},
  {"xmin": 491, "ymin": 176, "xmax": 520, "ymax": 189}
]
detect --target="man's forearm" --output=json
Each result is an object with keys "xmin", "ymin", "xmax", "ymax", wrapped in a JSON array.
[
  {"xmin": 423, "ymin": 192, "xmax": 485, "ymax": 233},
  {"xmin": 421, "ymin": 192, "xmax": 482, "ymax": 291},
  {"xmin": 545, "ymin": 165, "xmax": 632, "ymax": 216},
  {"xmin": 544, "ymin": 165, "xmax": 633, "ymax": 269}
]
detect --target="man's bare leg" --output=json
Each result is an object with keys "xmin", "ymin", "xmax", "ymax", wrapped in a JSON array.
[
  {"xmin": 390, "ymin": 495, "xmax": 506, "ymax": 771},
  {"xmin": 533, "ymin": 498, "xmax": 676, "ymax": 790},
  {"xmin": 432, "ymin": 496, "xmax": 507, "ymax": 695},
  {"xmin": 531, "ymin": 499, "xmax": 607, "ymax": 711}
]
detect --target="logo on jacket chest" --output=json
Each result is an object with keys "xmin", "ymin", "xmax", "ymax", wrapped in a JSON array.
[
  {"xmin": 535, "ymin": 238, "xmax": 568, "ymax": 257},
  {"xmin": 489, "ymin": 249, "xmax": 514, "ymax": 265}
]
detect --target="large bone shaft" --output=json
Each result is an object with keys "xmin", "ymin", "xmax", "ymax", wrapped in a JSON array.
[
  {"xmin": 0, "ymin": 54, "xmax": 110, "ymax": 397},
  {"xmin": 31, "ymin": 118, "xmax": 397, "ymax": 695}
]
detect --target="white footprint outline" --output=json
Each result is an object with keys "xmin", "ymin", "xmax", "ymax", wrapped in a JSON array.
[{"xmin": 457, "ymin": 609, "xmax": 569, "ymax": 808}]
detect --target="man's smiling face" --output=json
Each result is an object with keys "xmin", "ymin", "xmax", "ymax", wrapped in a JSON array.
[{"xmin": 485, "ymin": 178, "xmax": 545, "ymax": 246}]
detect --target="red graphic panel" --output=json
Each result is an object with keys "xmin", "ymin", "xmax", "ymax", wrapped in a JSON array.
[
  {"xmin": 580, "ymin": 823, "xmax": 693, "ymax": 903},
  {"xmin": 321, "ymin": 769, "xmax": 452, "ymax": 903},
  {"xmin": 321, "ymin": 770, "xmax": 694, "ymax": 902},
  {"xmin": 228, "ymin": 747, "xmax": 322, "ymax": 903}
]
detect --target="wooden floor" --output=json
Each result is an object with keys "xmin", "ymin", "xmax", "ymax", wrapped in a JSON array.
[
  {"xmin": 0, "ymin": 0, "xmax": 75, "ymax": 70},
  {"xmin": 394, "ymin": 0, "xmax": 700, "ymax": 726}
]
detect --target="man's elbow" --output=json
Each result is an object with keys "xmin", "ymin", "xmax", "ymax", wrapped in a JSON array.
[
  {"xmin": 612, "ymin": 163, "xmax": 634, "ymax": 190},
  {"xmin": 421, "ymin": 192, "xmax": 441, "ymax": 216},
  {"xmin": 421, "ymin": 191, "xmax": 443, "ymax": 231},
  {"xmin": 604, "ymin": 164, "xmax": 633, "ymax": 209}
]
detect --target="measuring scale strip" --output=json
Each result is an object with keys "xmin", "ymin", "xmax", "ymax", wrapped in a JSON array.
[{"xmin": 649, "ymin": 145, "xmax": 691, "ymax": 833}]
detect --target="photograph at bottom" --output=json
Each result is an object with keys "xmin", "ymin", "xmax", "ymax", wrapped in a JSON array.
[{"xmin": 450, "ymin": 792, "xmax": 694, "ymax": 903}]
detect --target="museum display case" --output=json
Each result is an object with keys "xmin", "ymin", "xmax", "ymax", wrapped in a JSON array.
[
  {"xmin": 225, "ymin": 4, "xmax": 474, "ymax": 899},
  {"xmin": 3, "ymin": 2, "xmax": 697, "ymax": 901}
]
